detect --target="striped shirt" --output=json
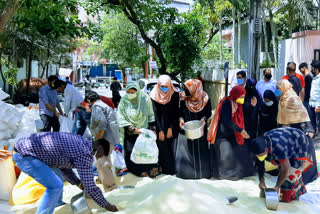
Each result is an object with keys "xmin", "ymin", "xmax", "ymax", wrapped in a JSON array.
[{"xmin": 15, "ymin": 132, "xmax": 109, "ymax": 208}]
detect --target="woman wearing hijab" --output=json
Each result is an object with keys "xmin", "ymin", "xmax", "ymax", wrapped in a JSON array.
[
  {"xmin": 243, "ymin": 78, "xmax": 263, "ymax": 139},
  {"xmin": 176, "ymin": 79, "xmax": 212, "ymax": 179},
  {"xmin": 208, "ymin": 86, "xmax": 253, "ymax": 180},
  {"xmin": 274, "ymin": 79, "xmax": 317, "ymax": 185},
  {"xmin": 252, "ymin": 127, "xmax": 314, "ymax": 202},
  {"xmin": 118, "ymin": 81, "xmax": 161, "ymax": 178},
  {"xmin": 150, "ymin": 75, "xmax": 180, "ymax": 175},
  {"xmin": 258, "ymin": 90, "xmax": 278, "ymax": 135}
]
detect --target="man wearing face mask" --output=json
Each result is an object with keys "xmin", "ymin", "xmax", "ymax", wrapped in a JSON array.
[
  {"xmin": 251, "ymin": 127, "xmax": 314, "ymax": 202},
  {"xmin": 256, "ymin": 68, "xmax": 277, "ymax": 98},
  {"xmin": 39, "ymin": 75, "xmax": 64, "ymax": 132},
  {"xmin": 228, "ymin": 70, "xmax": 247, "ymax": 94}
]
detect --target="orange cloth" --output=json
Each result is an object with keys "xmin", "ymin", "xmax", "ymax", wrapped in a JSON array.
[
  {"xmin": 182, "ymin": 79, "xmax": 209, "ymax": 113},
  {"xmin": 207, "ymin": 86, "xmax": 246, "ymax": 145},
  {"xmin": 277, "ymin": 79, "xmax": 310, "ymax": 125},
  {"xmin": 282, "ymin": 73, "xmax": 305, "ymax": 88}
]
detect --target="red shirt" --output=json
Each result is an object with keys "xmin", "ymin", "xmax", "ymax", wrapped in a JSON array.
[
  {"xmin": 282, "ymin": 73, "xmax": 305, "ymax": 88},
  {"xmin": 99, "ymin": 95, "xmax": 115, "ymax": 109}
]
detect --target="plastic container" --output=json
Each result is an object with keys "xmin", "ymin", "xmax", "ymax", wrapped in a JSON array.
[
  {"xmin": 264, "ymin": 188, "xmax": 279, "ymax": 211},
  {"xmin": 0, "ymin": 150, "xmax": 17, "ymax": 200},
  {"xmin": 71, "ymin": 191, "xmax": 92, "ymax": 214}
]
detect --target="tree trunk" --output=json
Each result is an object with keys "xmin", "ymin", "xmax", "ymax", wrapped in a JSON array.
[
  {"xmin": 26, "ymin": 39, "xmax": 33, "ymax": 95},
  {"xmin": 219, "ymin": 21, "xmax": 223, "ymax": 63},
  {"xmin": 0, "ymin": 0, "xmax": 21, "ymax": 33},
  {"xmin": 0, "ymin": 50, "xmax": 7, "ymax": 92},
  {"xmin": 261, "ymin": 10, "xmax": 270, "ymax": 62},
  {"xmin": 237, "ymin": 10, "xmax": 241, "ymax": 68},
  {"xmin": 232, "ymin": 8, "xmax": 236, "ymax": 66},
  {"xmin": 269, "ymin": 10, "xmax": 277, "ymax": 66},
  {"xmin": 46, "ymin": 42, "xmax": 50, "ymax": 78}
]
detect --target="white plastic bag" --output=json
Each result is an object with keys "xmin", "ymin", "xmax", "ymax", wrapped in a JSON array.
[
  {"xmin": 111, "ymin": 150, "xmax": 126, "ymax": 169},
  {"xmin": 59, "ymin": 116, "xmax": 73, "ymax": 133},
  {"xmin": 34, "ymin": 119, "xmax": 44, "ymax": 132},
  {"xmin": 130, "ymin": 129, "xmax": 159, "ymax": 164}
]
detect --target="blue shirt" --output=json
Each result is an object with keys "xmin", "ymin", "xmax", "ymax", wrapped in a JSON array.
[
  {"xmin": 256, "ymin": 79, "xmax": 277, "ymax": 98},
  {"xmin": 16, "ymin": 132, "xmax": 110, "ymax": 208},
  {"xmin": 39, "ymin": 84, "xmax": 58, "ymax": 117},
  {"xmin": 309, "ymin": 73, "xmax": 320, "ymax": 107}
]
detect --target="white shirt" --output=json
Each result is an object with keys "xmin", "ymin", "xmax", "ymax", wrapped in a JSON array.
[
  {"xmin": 256, "ymin": 79, "xmax": 277, "ymax": 98},
  {"xmin": 64, "ymin": 84, "xmax": 84, "ymax": 115}
]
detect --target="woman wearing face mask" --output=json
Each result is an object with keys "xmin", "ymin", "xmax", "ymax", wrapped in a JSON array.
[
  {"xmin": 176, "ymin": 79, "xmax": 212, "ymax": 179},
  {"xmin": 117, "ymin": 81, "xmax": 161, "ymax": 178},
  {"xmin": 150, "ymin": 75, "xmax": 180, "ymax": 175},
  {"xmin": 258, "ymin": 90, "xmax": 278, "ymax": 135},
  {"xmin": 275, "ymin": 79, "xmax": 318, "ymax": 185},
  {"xmin": 251, "ymin": 127, "xmax": 314, "ymax": 202},
  {"xmin": 208, "ymin": 86, "xmax": 253, "ymax": 180}
]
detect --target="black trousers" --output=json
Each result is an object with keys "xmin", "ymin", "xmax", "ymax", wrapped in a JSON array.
[{"xmin": 40, "ymin": 114, "xmax": 60, "ymax": 132}]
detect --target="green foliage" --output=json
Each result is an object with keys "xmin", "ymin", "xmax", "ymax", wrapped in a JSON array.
[
  {"xmin": 1, "ymin": 57, "xmax": 18, "ymax": 85},
  {"xmin": 101, "ymin": 12, "xmax": 148, "ymax": 70},
  {"xmin": 201, "ymin": 34, "xmax": 233, "ymax": 62},
  {"xmin": 260, "ymin": 58, "xmax": 276, "ymax": 68}
]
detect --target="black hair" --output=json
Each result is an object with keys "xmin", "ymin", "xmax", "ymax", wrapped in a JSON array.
[
  {"xmin": 93, "ymin": 138, "xmax": 110, "ymax": 156},
  {"xmin": 250, "ymin": 136, "xmax": 268, "ymax": 155},
  {"xmin": 58, "ymin": 79, "xmax": 67, "ymax": 87},
  {"xmin": 66, "ymin": 77, "xmax": 69, "ymax": 80},
  {"xmin": 311, "ymin": 60, "xmax": 320, "ymax": 70},
  {"xmin": 298, "ymin": 62, "xmax": 308, "ymax": 70},
  {"xmin": 48, "ymin": 75, "xmax": 58, "ymax": 82},
  {"xmin": 85, "ymin": 90, "xmax": 100, "ymax": 103},
  {"xmin": 113, "ymin": 77, "xmax": 117, "ymax": 80},
  {"xmin": 287, "ymin": 62, "xmax": 296, "ymax": 67},
  {"xmin": 236, "ymin": 70, "xmax": 246, "ymax": 78}
]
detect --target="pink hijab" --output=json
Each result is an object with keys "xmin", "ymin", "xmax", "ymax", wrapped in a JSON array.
[
  {"xmin": 182, "ymin": 79, "xmax": 209, "ymax": 113},
  {"xmin": 150, "ymin": 75, "xmax": 178, "ymax": 104}
]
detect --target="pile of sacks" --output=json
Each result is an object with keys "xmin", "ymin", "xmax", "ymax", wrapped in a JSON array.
[{"xmin": 0, "ymin": 88, "xmax": 39, "ymax": 150}]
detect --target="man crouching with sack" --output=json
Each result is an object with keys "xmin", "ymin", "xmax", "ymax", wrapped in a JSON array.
[{"xmin": 12, "ymin": 132, "xmax": 118, "ymax": 213}]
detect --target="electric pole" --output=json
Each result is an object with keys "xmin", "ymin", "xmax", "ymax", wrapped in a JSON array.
[{"xmin": 248, "ymin": 0, "xmax": 263, "ymax": 80}]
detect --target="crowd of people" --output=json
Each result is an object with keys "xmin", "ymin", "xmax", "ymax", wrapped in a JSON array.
[{"xmin": 11, "ymin": 60, "xmax": 320, "ymax": 213}]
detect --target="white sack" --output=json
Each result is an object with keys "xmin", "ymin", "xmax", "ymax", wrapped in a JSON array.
[{"xmin": 59, "ymin": 116, "xmax": 73, "ymax": 133}]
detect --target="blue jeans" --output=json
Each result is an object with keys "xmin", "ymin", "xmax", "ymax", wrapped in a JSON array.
[
  {"xmin": 13, "ymin": 154, "xmax": 63, "ymax": 214},
  {"xmin": 72, "ymin": 108, "xmax": 91, "ymax": 136}
]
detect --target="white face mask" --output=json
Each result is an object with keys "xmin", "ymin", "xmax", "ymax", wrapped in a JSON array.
[
  {"xmin": 265, "ymin": 101, "xmax": 274, "ymax": 106},
  {"xmin": 127, "ymin": 93, "xmax": 137, "ymax": 100}
]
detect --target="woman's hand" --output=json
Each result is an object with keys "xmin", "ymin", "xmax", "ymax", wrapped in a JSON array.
[
  {"xmin": 200, "ymin": 118, "xmax": 206, "ymax": 126},
  {"xmin": 241, "ymin": 130, "xmax": 250, "ymax": 139},
  {"xmin": 134, "ymin": 128, "xmax": 141, "ymax": 135},
  {"xmin": 306, "ymin": 132, "xmax": 314, "ymax": 138},
  {"xmin": 159, "ymin": 131, "xmax": 165, "ymax": 141},
  {"xmin": 251, "ymin": 96, "xmax": 257, "ymax": 107},
  {"xmin": 166, "ymin": 128, "xmax": 173, "ymax": 139},
  {"xmin": 258, "ymin": 179, "xmax": 266, "ymax": 190},
  {"xmin": 179, "ymin": 120, "xmax": 185, "ymax": 129}
]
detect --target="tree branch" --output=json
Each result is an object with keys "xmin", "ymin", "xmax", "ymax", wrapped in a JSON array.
[
  {"xmin": 0, "ymin": 0, "xmax": 21, "ymax": 33},
  {"xmin": 203, "ymin": 27, "xmax": 219, "ymax": 48},
  {"xmin": 121, "ymin": 0, "xmax": 167, "ymax": 74}
]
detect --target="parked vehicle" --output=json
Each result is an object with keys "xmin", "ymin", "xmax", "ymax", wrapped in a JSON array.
[{"xmin": 138, "ymin": 78, "xmax": 181, "ymax": 94}]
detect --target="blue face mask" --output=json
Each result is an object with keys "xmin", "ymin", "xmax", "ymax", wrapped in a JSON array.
[
  {"xmin": 160, "ymin": 87, "xmax": 169, "ymax": 93},
  {"xmin": 274, "ymin": 89, "xmax": 282, "ymax": 96},
  {"xmin": 237, "ymin": 78, "xmax": 244, "ymax": 85}
]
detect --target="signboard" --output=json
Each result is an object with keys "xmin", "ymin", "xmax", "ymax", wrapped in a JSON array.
[{"xmin": 150, "ymin": 61, "xmax": 157, "ymax": 69}]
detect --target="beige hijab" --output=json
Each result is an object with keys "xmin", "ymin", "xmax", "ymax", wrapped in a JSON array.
[
  {"xmin": 150, "ymin": 75, "xmax": 178, "ymax": 104},
  {"xmin": 277, "ymin": 79, "xmax": 310, "ymax": 125}
]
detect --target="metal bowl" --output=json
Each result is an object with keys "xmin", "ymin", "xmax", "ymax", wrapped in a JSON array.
[
  {"xmin": 183, "ymin": 120, "xmax": 205, "ymax": 140},
  {"xmin": 264, "ymin": 188, "xmax": 279, "ymax": 211},
  {"xmin": 70, "ymin": 191, "xmax": 92, "ymax": 214}
]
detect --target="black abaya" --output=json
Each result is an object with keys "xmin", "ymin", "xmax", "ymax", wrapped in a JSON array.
[
  {"xmin": 211, "ymin": 99, "xmax": 255, "ymax": 180},
  {"xmin": 152, "ymin": 92, "xmax": 180, "ymax": 175},
  {"xmin": 175, "ymin": 100, "xmax": 212, "ymax": 179}
]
